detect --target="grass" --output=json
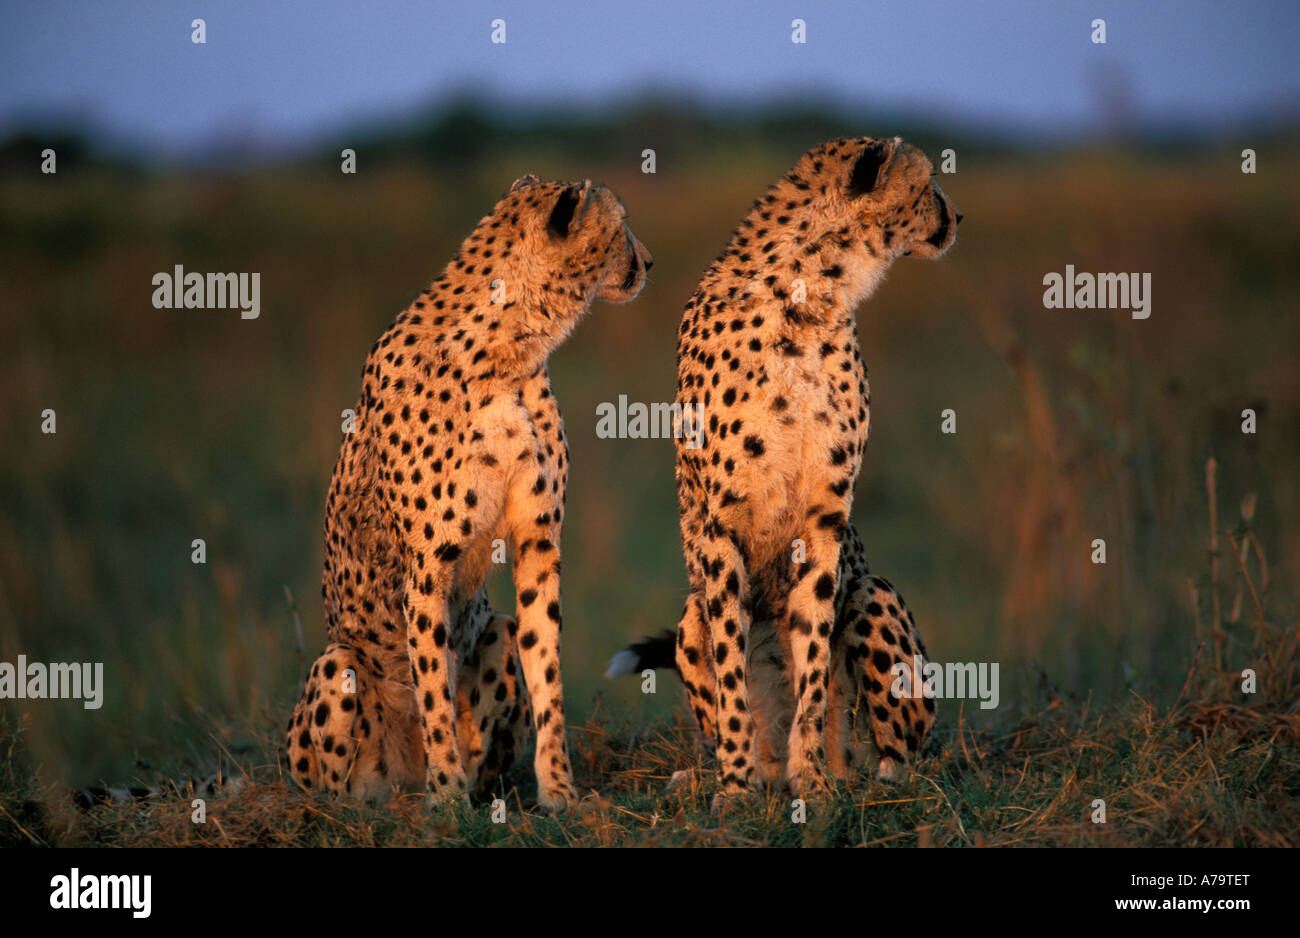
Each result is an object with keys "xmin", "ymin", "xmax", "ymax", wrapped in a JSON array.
[
  {"xmin": 4, "ymin": 475, "xmax": 1296, "ymax": 848},
  {"xmin": 1, "ymin": 124, "xmax": 1298, "ymax": 845},
  {"xmin": 3, "ymin": 617, "xmax": 1296, "ymax": 847}
]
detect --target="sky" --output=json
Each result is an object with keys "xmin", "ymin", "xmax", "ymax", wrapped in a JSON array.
[{"xmin": 1, "ymin": 0, "xmax": 1296, "ymax": 156}]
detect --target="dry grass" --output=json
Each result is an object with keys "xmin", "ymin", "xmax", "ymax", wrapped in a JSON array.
[{"xmin": 3, "ymin": 632, "xmax": 1295, "ymax": 847}]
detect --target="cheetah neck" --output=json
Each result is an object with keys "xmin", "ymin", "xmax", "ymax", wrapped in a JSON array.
[
  {"xmin": 403, "ymin": 267, "xmax": 595, "ymax": 381},
  {"xmin": 707, "ymin": 186, "xmax": 896, "ymax": 341}
]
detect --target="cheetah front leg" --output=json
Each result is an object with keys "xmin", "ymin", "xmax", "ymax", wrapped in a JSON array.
[
  {"xmin": 782, "ymin": 518, "xmax": 843, "ymax": 797},
  {"xmin": 404, "ymin": 569, "xmax": 471, "ymax": 806},
  {"xmin": 507, "ymin": 485, "xmax": 577, "ymax": 811},
  {"xmin": 696, "ymin": 530, "xmax": 758, "ymax": 800},
  {"xmin": 673, "ymin": 594, "xmax": 718, "ymax": 753},
  {"xmin": 677, "ymin": 593, "xmax": 791, "ymax": 786}
]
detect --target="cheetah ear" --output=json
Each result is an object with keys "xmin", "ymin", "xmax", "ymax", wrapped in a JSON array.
[
  {"xmin": 546, "ymin": 182, "xmax": 587, "ymax": 238},
  {"xmin": 847, "ymin": 139, "xmax": 897, "ymax": 198},
  {"xmin": 510, "ymin": 173, "xmax": 541, "ymax": 193}
]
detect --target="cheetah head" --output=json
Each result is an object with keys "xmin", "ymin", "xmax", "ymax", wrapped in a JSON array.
[
  {"xmin": 801, "ymin": 136, "xmax": 962, "ymax": 261},
  {"xmin": 505, "ymin": 174, "xmax": 653, "ymax": 305}
]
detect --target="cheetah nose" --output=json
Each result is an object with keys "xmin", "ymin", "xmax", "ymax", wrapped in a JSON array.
[
  {"xmin": 955, "ymin": 211, "xmax": 964, "ymax": 225},
  {"xmin": 643, "ymin": 256, "xmax": 653, "ymax": 271}
]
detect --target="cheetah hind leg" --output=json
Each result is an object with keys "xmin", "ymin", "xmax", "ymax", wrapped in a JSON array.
[
  {"xmin": 454, "ymin": 613, "xmax": 532, "ymax": 799},
  {"xmin": 837, "ymin": 576, "xmax": 937, "ymax": 780},
  {"xmin": 286, "ymin": 642, "xmax": 424, "ymax": 800}
]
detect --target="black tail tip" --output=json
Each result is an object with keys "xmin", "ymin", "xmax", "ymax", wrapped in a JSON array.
[{"xmin": 605, "ymin": 629, "xmax": 677, "ymax": 678}]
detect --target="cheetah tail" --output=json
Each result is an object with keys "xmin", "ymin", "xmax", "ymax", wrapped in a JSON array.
[
  {"xmin": 75, "ymin": 772, "xmax": 247, "ymax": 810},
  {"xmin": 604, "ymin": 630, "xmax": 678, "ymax": 679}
]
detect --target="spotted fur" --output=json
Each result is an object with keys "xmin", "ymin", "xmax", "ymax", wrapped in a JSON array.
[{"xmin": 287, "ymin": 174, "xmax": 652, "ymax": 809}]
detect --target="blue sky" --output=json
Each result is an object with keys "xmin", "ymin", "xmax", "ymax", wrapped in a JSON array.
[{"xmin": 1, "ymin": 0, "xmax": 1296, "ymax": 154}]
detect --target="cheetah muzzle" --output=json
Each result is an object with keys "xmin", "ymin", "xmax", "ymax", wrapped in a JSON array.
[{"xmin": 287, "ymin": 174, "xmax": 651, "ymax": 812}]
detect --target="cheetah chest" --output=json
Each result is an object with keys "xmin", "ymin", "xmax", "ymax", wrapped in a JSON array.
[
  {"xmin": 718, "ymin": 345, "xmax": 867, "ymax": 548},
  {"xmin": 446, "ymin": 396, "xmax": 563, "ymax": 599}
]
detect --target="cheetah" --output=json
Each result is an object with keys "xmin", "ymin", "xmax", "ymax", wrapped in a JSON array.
[
  {"xmin": 667, "ymin": 136, "xmax": 960, "ymax": 800},
  {"xmin": 287, "ymin": 174, "xmax": 652, "ymax": 810}
]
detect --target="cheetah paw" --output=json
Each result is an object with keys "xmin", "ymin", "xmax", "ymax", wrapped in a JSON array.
[
  {"xmin": 536, "ymin": 784, "xmax": 578, "ymax": 813},
  {"xmin": 709, "ymin": 788, "xmax": 759, "ymax": 817},
  {"xmin": 423, "ymin": 772, "xmax": 471, "ymax": 811},
  {"xmin": 875, "ymin": 757, "xmax": 901, "ymax": 782},
  {"xmin": 786, "ymin": 766, "xmax": 831, "ymax": 800},
  {"xmin": 423, "ymin": 792, "xmax": 471, "ymax": 812}
]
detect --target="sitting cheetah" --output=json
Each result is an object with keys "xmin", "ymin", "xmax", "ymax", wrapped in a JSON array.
[
  {"xmin": 608, "ymin": 530, "xmax": 929, "ymax": 785},
  {"xmin": 287, "ymin": 174, "xmax": 652, "ymax": 809},
  {"xmin": 668, "ymin": 136, "xmax": 959, "ymax": 800}
]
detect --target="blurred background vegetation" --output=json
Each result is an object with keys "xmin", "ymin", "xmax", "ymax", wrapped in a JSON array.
[{"xmin": 1, "ymin": 99, "xmax": 1297, "ymax": 786}]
